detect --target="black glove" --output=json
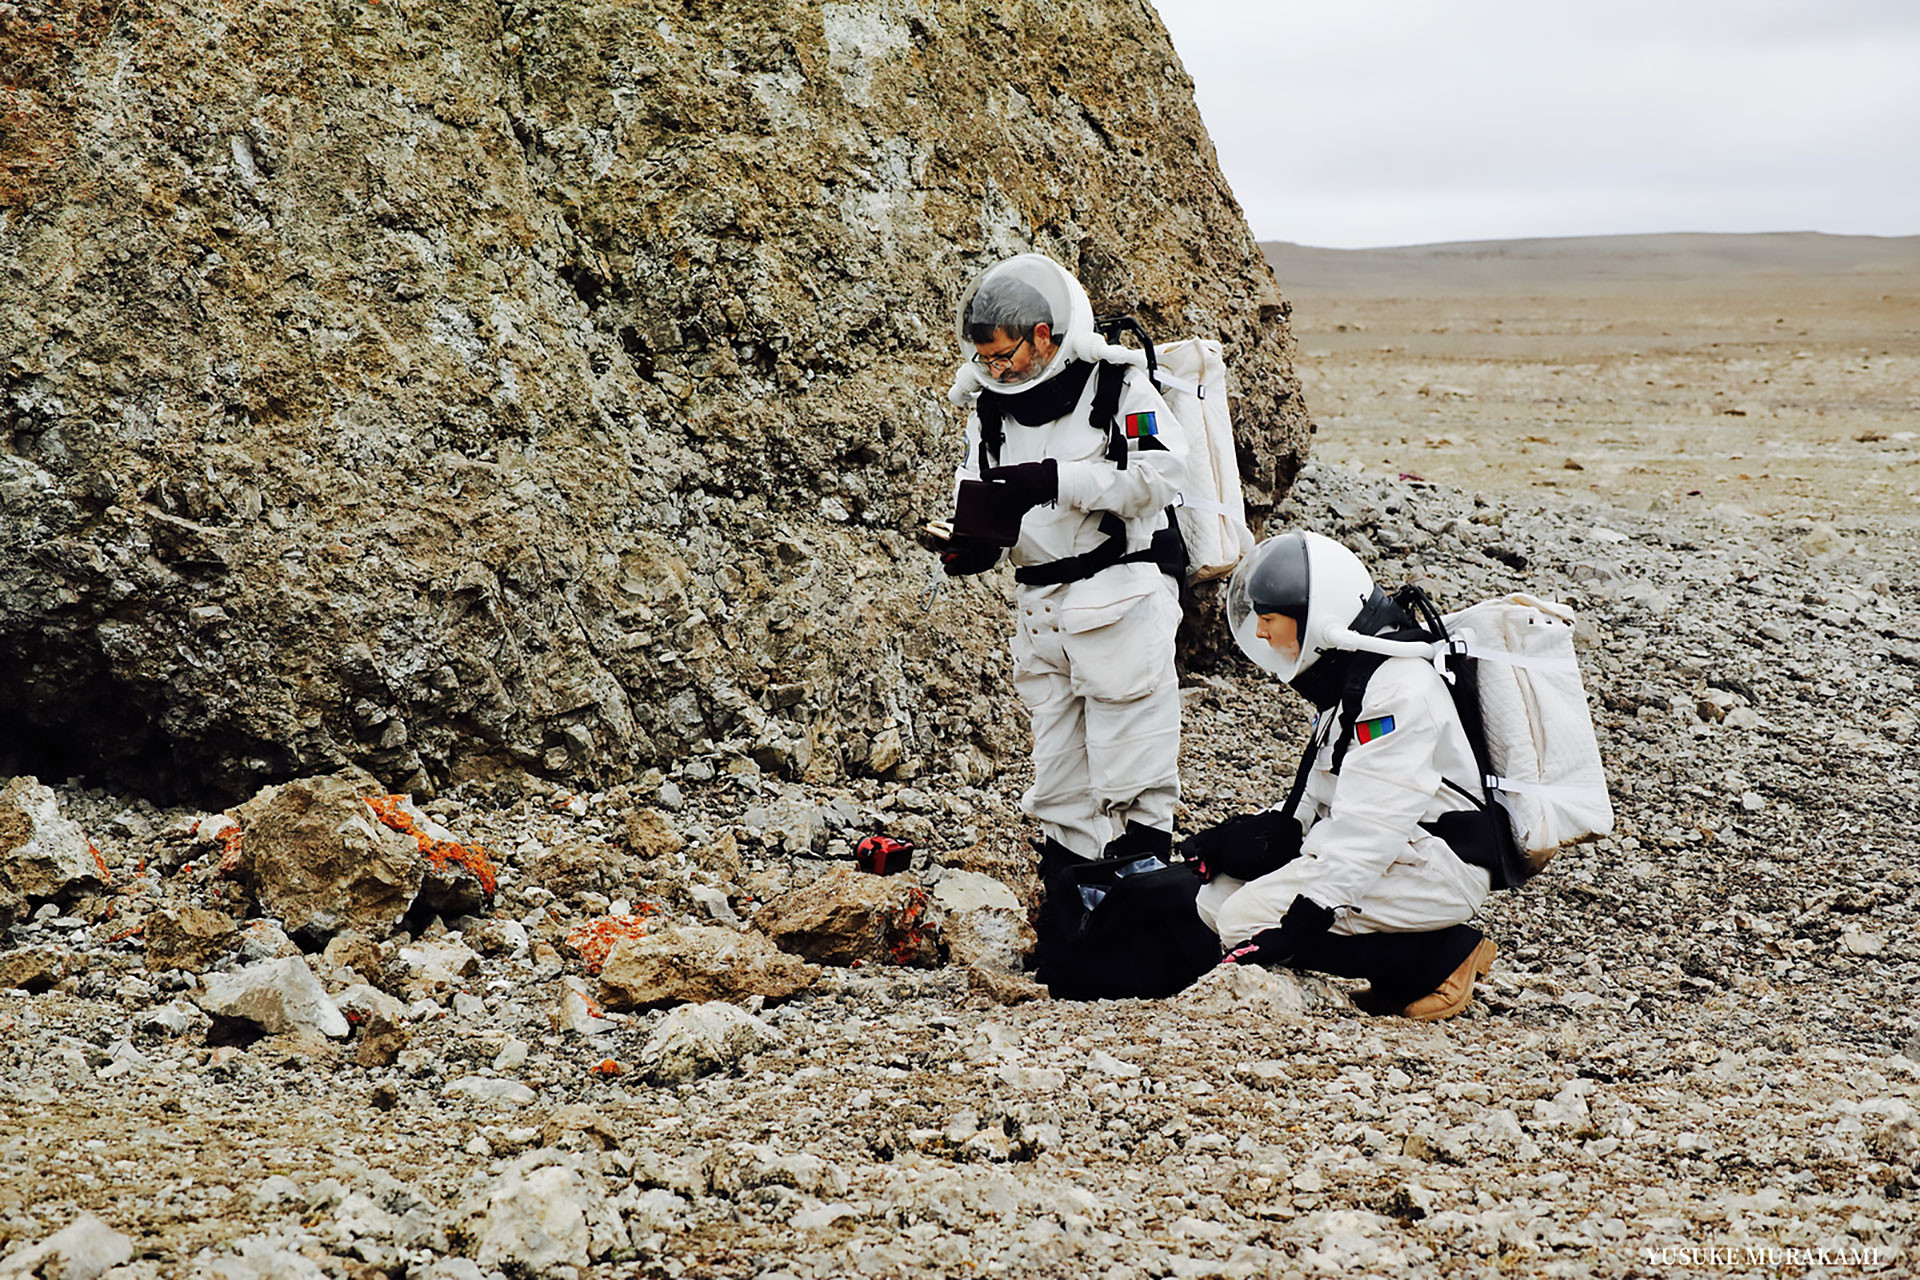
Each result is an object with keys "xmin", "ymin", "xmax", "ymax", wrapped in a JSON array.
[
  {"xmin": 940, "ymin": 535, "xmax": 1000, "ymax": 577},
  {"xmin": 1221, "ymin": 895, "xmax": 1335, "ymax": 968},
  {"xmin": 1178, "ymin": 810, "xmax": 1302, "ymax": 883},
  {"xmin": 980, "ymin": 459, "xmax": 1059, "ymax": 517}
]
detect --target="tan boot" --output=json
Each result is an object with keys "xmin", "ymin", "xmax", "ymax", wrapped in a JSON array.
[{"xmin": 1403, "ymin": 937, "xmax": 1497, "ymax": 1022}]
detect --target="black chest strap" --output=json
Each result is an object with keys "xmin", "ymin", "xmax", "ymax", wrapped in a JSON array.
[
  {"xmin": 976, "ymin": 360, "xmax": 1130, "ymax": 469},
  {"xmin": 976, "ymin": 357, "xmax": 1186, "ymax": 586},
  {"xmin": 975, "ymin": 395, "xmax": 1006, "ymax": 470},
  {"xmin": 1014, "ymin": 511, "xmax": 1131, "ymax": 586}
]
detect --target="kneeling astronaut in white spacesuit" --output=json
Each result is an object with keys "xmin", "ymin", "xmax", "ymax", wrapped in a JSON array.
[{"xmin": 1187, "ymin": 531, "xmax": 1499, "ymax": 1021}]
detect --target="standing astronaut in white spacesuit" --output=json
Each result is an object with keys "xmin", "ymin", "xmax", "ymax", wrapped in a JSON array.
[
  {"xmin": 1186, "ymin": 530, "xmax": 1499, "ymax": 1021},
  {"xmin": 937, "ymin": 253, "xmax": 1190, "ymax": 878}
]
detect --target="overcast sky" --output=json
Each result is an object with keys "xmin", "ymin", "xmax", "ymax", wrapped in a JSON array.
[{"xmin": 1157, "ymin": 0, "xmax": 1920, "ymax": 248}]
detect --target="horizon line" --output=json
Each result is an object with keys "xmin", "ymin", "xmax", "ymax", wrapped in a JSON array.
[{"xmin": 1258, "ymin": 229, "xmax": 1920, "ymax": 252}]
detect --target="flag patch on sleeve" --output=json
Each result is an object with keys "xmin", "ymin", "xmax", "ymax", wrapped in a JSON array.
[
  {"xmin": 1125, "ymin": 410, "xmax": 1157, "ymax": 439},
  {"xmin": 1355, "ymin": 715, "xmax": 1395, "ymax": 744}
]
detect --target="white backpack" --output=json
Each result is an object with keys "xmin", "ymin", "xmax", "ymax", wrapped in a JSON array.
[
  {"xmin": 1439, "ymin": 594, "xmax": 1615, "ymax": 868},
  {"xmin": 1336, "ymin": 590, "xmax": 1614, "ymax": 886},
  {"xmin": 1152, "ymin": 338, "xmax": 1253, "ymax": 583}
]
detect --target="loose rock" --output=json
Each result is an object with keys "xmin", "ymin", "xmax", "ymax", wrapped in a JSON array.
[
  {"xmin": 143, "ymin": 906, "xmax": 242, "ymax": 973},
  {"xmin": 0, "ymin": 1213, "xmax": 132, "ymax": 1280},
  {"xmin": 638, "ymin": 1001, "xmax": 783, "ymax": 1084},
  {"xmin": 0, "ymin": 778, "xmax": 104, "ymax": 918},
  {"xmin": 596, "ymin": 924, "xmax": 817, "ymax": 1011},
  {"xmin": 753, "ymin": 865, "xmax": 945, "ymax": 968},
  {"xmin": 471, "ymin": 1152, "xmax": 624, "ymax": 1275},
  {"xmin": 227, "ymin": 776, "xmax": 423, "ymax": 945},
  {"xmin": 195, "ymin": 956, "xmax": 350, "ymax": 1038}
]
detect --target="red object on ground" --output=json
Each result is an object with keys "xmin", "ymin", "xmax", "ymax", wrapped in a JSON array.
[{"xmin": 855, "ymin": 835, "xmax": 914, "ymax": 876}]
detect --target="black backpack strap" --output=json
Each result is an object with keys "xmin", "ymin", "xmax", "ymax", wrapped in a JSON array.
[
  {"xmin": 974, "ymin": 394, "xmax": 1005, "ymax": 469},
  {"xmin": 977, "ymin": 357, "xmax": 1123, "ymax": 470},
  {"xmin": 1328, "ymin": 653, "xmax": 1391, "ymax": 775},
  {"xmin": 1090, "ymin": 358, "xmax": 1128, "ymax": 468},
  {"xmin": 1011, "ymin": 508, "xmax": 1185, "ymax": 587},
  {"xmin": 1092, "ymin": 314, "xmax": 1162, "ymax": 469},
  {"xmin": 1272, "ymin": 711, "xmax": 1330, "ymax": 836},
  {"xmin": 1148, "ymin": 505, "xmax": 1187, "ymax": 580},
  {"xmin": 1425, "ymin": 649, "xmax": 1531, "ymax": 889},
  {"xmin": 1323, "ymin": 603, "xmax": 1450, "ymax": 776}
]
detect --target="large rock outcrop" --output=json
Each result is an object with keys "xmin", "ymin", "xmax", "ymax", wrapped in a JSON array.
[{"xmin": 0, "ymin": 0, "xmax": 1308, "ymax": 803}]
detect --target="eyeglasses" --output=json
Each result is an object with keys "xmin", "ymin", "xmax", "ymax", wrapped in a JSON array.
[{"xmin": 972, "ymin": 333, "xmax": 1030, "ymax": 373}]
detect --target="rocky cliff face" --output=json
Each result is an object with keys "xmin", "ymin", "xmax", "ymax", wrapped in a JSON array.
[{"xmin": 0, "ymin": 0, "xmax": 1307, "ymax": 804}]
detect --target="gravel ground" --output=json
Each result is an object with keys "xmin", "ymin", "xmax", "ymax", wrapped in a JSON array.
[{"xmin": 4, "ymin": 460, "xmax": 1917, "ymax": 1279}]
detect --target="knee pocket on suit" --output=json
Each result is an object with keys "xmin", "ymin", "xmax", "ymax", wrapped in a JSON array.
[{"xmin": 1013, "ymin": 666, "xmax": 1071, "ymax": 711}]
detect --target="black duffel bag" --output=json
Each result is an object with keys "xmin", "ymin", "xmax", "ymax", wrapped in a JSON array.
[{"xmin": 1035, "ymin": 846, "xmax": 1222, "ymax": 1001}]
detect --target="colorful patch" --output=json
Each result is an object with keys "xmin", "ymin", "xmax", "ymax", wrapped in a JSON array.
[
  {"xmin": 1354, "ymin": 715, "xmax": 1395, "ymax": 744},
  {"xmin": 1125, "ymin": 410, "xmax": 1157, "ymax": 439}
]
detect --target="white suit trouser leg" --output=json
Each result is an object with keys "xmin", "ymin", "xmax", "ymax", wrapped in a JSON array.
[
  {"xmin": 1013, "ymin": 585, "xmax": 1182, "ymax": 859},
  {"xmin": 1195, "ymin": 848, "xmax": 1490, "ymax": 950}
]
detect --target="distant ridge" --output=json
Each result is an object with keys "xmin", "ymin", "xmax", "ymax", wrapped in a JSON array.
[{"xmin": 1262, "ymin": 231, "xmax": 1920, "ymax": 293}]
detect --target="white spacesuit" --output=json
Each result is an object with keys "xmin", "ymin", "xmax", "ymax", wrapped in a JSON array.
[
  {"xmin": 941, "ymin": 254, "xmax": 1189, "ymax": 861},
  {"xmin": 1188, "ymin": 530, "xmax": 1498, "ymax": 1020},
  {"xmin": 1197, "ymin": 660, "xmax": 1493, "ymax": 945}
]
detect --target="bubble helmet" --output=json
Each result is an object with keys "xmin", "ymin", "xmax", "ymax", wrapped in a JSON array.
[{"xmin": 1226, "ymin": 530, "xmax": 1380, "ymax": 684}]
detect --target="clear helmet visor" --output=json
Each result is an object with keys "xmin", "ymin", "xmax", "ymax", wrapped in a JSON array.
[
  {"xmin": 955, "ymin": 255, "xmax": 1078, "ymax": 391},
  {"xmin": 1227, "ymin": 547, "xmax": 1304, "ymax": 681},
  {"xmin": 1227, "ymin": 531, "xmax": 1378, "ymax": 683}
]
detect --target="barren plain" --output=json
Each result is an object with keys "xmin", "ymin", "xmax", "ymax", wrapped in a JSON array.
[{"xmin": 1264, "ymin": 232, "xmax": 1920, "ymax": 526}]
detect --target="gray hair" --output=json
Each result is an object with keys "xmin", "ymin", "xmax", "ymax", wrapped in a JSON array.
[{"xmin": 963, "ymin": 279, "xmax": 1054, "ymax": 344}]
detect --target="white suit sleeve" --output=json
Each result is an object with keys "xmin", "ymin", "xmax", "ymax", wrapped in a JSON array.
[
  {"xmin": 1290, "ymin": 672, "xmax": 1449, "ymax": 910},
  {"xmin": 1053, "ymin": 368, "xmax": 1188, "ymax": 518}
]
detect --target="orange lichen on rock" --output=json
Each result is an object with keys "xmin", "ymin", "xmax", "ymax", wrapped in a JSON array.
[
  {"xmin": 886, "ymin": 887, "xmax": 939, "ymax": 967},
  {"xmin": 565, "ymin": 911, "xmax": 655, "ymax": 975},
  {"xmin": 423, "ymin": 841, "xmax": 498, "ymax": 896},
  {"xmin": 364, "ymin": 795, "xmax": 498, "ymax": 896},
  {"xmin": 215, "ymin": 827, "xmax": 244, "ymax": 876},
  {"xmin": 88, "ymin": 842, "xmax": 112, "ymax": 884}
]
